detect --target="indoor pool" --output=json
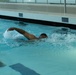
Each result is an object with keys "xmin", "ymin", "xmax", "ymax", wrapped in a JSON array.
[{"xmin": 0, "ymin": 19, "xmax": 76, "ymax": 75}]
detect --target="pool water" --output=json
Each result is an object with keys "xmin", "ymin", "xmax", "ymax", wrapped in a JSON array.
[{"xmin": 0, "ymin": 19, "xmax": 76, "ymax": 75}]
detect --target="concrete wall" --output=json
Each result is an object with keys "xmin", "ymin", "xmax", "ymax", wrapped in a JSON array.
[
  {"xmin": 0, "ymin": 3, "xmax": 76, "ymax": 25},
  {"xmin": 0, "ymin": 3, "xmax": 76, "ymax": 14},
  {"xmin": 0, "ymin": 9, "xmax": 76, "ymax": 25}
]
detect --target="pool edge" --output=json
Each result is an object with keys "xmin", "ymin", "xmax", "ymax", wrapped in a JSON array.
[{"xmin": 0, "ymin": 15, "xmax": 76, "ymax": 30}]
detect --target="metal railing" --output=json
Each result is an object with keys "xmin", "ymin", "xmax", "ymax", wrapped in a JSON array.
[
  {"xmin": 0, "ymin": 0, "xmax": 76, "ymax": 14},
  {"xmin": 0, "ymin": 0, "xmax": 76, "ymax": 4}
]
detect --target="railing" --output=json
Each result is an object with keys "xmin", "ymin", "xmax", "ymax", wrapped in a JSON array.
[
  {"xmin": 0, "ymin": 0, "xmax": 76, "ymax": 5},
  {"xmin": 0, "ymin": 0, "xmax": 76, "ymax": 14}
]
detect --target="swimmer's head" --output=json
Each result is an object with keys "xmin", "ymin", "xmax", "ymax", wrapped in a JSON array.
[{"xmin": 39, "ymin": 33, "xmax": 48, "ymax": 39}]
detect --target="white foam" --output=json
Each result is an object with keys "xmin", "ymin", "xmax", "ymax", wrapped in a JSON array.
[
  {"xmin": 65, "ymin": 34, "xmax": 76, "ymax": 43},
  {"xmin": 3, "ymin": 29, "xmax": 23, "ymax": 39},
  {"xmin": 46, "ymin": 32, "xmax": 76, "ymax": 46}
]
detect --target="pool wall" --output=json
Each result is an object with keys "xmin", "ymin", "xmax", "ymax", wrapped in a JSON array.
[{"xmin": 0, "ymin": 3, "xmax": 76, "ymax": 29}]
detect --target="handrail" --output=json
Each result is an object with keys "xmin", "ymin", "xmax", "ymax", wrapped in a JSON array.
[
  {"xmin": 64, "ymin": 0, "xmax": 66, "ymax": 13},
  {"xmin": 0, "ymin": 0, "xmax": 76, "ymax": 14},
  {"xmin": 0, "ymin": 0, "xmax": 76, "ymax": 5}
]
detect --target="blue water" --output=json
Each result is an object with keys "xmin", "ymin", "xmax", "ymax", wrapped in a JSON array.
[
  {"xmin": 0, "ymin": 19, "xmax": 57, "ymax": 48},
  {"xmin": 0, "ymin": 19, "xmax": 76, "ymax": 75}
]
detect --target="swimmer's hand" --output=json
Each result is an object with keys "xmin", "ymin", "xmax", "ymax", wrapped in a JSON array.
[{"xmin": 7, "ymin": 27, "xmax": 16, "ymax": 31}]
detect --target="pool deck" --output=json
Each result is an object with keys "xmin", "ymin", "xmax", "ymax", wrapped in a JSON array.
[
  {"xmin": 0, "ymin": 3, "xmax": 76, "ymax": 25},
  {"xmin": 0, "ymin": 3, "xmax": 76, "ymax": 17}
]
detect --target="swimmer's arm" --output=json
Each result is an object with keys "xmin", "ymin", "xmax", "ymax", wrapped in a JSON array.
[{"xmin": 8, "ymin": 27, "xmax": 37, "ymax": 40}]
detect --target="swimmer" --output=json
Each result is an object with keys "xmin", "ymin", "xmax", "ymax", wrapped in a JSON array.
[{"xmin": 7, "ymin": 27, "xmax": 48, "ymax": 40}]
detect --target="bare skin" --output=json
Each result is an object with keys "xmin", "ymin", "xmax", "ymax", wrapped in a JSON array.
[{"xmin": 7, "ymin": 27, "xmax": 48, "ymax": 40}]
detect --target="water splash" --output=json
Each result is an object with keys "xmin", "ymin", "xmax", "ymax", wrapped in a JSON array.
[
  {"xmin": 46, "ymin": 32, "xmax": 76, "ymax": 47},
  {"xmin": 3, "ymin": 29, "xmax": 22, "ymax": 39},
  {"xmin": 2, "ymin": 29, "xmax": 27, "ymax": 47}
]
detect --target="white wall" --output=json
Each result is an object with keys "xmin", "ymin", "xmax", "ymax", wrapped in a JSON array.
[{"xmin": 0, "ymin": 10, "xmax": 76, "ymax": 25}]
